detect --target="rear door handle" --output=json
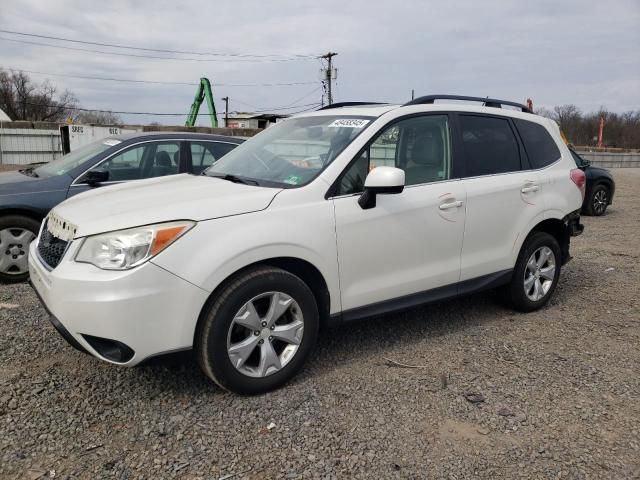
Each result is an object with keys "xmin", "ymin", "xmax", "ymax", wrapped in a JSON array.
[
  {"xmin": 521, "ymin": 185, "xmax": 540, "ymax": 193},
  {"xmin": 439, "ymin": 200, "xmax": 464, "ymax": 210}
]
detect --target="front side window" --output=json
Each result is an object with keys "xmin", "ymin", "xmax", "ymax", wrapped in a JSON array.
[
  {"xmin": 337, "ymin": 115, "xmax": 452, "ymax": 195},
  {"xmin": 459, "ymin": 115, "xmax": 521, "ymax": 177},
  {"xmin": 513, "ymin": 119, "xmax": 561, "ymax": 168},
  {"xmin": 83, "ymin": 141, "xmax": 180, "ymax": 182},
  {"xmin": 205, "ymin": 115, "xmax": 373, "ymax": 187}
]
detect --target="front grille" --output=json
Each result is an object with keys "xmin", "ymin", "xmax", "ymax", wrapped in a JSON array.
[{"xmin": 37, "ymin": 221, "xmax": 69, "ymax": 269}]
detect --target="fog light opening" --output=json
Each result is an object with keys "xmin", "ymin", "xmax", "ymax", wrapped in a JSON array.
[{"xmin": 82, "ymin": 335, "xmax": 135, "ymax": 363}]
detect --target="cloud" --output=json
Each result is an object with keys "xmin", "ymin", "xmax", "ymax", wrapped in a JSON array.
[{"xmin": 0, "ymin": 0, "xmax": 638, "ymax": 124}]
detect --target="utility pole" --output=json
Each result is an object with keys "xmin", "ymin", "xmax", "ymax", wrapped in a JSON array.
[
  {"xmin": 320, "ymin": 52, "xmax": 338, "ymax": 105},
  {"xmin": 222, "ymin": 96, "xmax": 229, "ymax": 127}
]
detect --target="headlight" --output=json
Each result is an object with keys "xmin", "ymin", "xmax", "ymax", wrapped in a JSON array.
[{"xmin": 75, "ymin": 221, "xmax": 195, "ymax": 270}]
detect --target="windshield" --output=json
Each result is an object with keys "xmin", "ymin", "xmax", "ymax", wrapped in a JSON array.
[
  {"xmin": 205, "ymin": 115, "xmax": 374, "ymax": 187},
  {"xmin": 34, "ymin": 139, "xmax": 117, "ymax": 178}
]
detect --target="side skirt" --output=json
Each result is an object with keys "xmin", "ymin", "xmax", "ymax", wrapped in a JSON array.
[{"xmin": 330, "ymin": 269, "xmax": 513, "ymax": 325}]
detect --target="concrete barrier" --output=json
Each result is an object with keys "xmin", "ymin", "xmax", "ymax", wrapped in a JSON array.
[{"xmin": 575, "ymin": 151, "xmax": 640, "ymax": 168}]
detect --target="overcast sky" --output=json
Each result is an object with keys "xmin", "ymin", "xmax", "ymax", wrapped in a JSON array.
[{"xmin": 1, "ymin": 0, "xmax": 638, "ymax": 125}]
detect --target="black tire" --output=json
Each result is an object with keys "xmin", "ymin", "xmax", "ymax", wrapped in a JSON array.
[
  {"xmin": 503, "ymin": 232, "xmax": 561, "ymax": 312},
  {"xmin": 195, "ymin": 266, "xmax": 319, "ymax": 395},
  {"xmin": 0, "ymin": 215, "xmax": 41, "ymax": 284},
  {"xmin": 584, "ymin": 184, "xmax": 609, "ymax": 216}
]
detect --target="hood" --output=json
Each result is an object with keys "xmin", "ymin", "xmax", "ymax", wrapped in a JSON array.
[
  {"xmin": 0, "ymin": 170, "xmax": 66, "ymax": 195},
  {"xmin": 53, "ymin": 174, "xmax": 282, "ymax": 238}
]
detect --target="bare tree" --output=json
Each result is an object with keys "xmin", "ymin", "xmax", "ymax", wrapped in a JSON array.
[
  {"xmin": 72, "ymin": 110, "xmax": 122, "ymax": 125},
  {"xmin": 0, "ymin": 69, "xmax": 78, "ymax": 122}
]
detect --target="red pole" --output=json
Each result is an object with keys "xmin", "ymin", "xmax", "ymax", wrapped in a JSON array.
[{"xmin": 597, "ymin": 116, "xmax": 605, "ymax": 148}]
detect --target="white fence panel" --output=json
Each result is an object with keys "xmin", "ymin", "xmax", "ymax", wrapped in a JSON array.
[{"xmin": 0, "ymin": 128, "xmax": 63, "ymax": 165}]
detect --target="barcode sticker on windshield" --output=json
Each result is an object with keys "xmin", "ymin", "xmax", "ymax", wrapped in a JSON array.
[{"xmin": 328, "ymin": 119, "xmax": 370, "ymax": 128}]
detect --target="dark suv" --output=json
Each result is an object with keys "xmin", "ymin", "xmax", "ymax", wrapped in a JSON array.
[
  {"xmin": 569, "ymin": 148, "xmax": 615, "ymax": 216},
  {"xmin": 0, "ymin": 132, "xmax": 242, "ymax": 282}
]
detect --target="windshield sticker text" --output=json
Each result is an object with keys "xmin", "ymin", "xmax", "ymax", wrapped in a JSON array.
[{"xmin": 328, "ymin": 119, "xmax": 370, "ymax": 129}]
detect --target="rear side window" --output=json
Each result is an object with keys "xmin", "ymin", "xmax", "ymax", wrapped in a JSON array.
[
  {"xmin": 459, "ymin": 115, "xmax": 521, "ymax": 177},
  {"xmin": 514, "ymin": 119, "xmax": 561, "ymax": 168},
  {"xmin": 191, "ymin": 141, "xmax": 237, "ymax": 174}
]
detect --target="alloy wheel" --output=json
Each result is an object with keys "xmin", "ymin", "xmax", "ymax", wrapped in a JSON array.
[
  {"xmin": 523, "ymin": 246, "xmax": 556, "ymax": 302},
  {"xmin": 0, "ymin": 228, "xmax": 36, "ymax": 275},
  {"xmin": 593, "ymin": 189, "xmax": 608, "ymax": 215},
  {"xmin": 226, "ymin": 291, "xmax": 304, "ymax": 378}
]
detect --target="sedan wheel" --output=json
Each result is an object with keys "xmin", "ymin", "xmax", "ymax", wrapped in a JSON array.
[
  {"xmin": 592, "ymin": 188, "xmax": 608, "ymax": 215},
  {"xmin": 0, "ymin": 228, "xmax": 36, "ymax": 277}
]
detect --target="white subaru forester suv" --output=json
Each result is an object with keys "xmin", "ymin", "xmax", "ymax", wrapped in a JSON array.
[{"xmin": 29, "ymin": 95, "xmax": 585, "ymax": 394}]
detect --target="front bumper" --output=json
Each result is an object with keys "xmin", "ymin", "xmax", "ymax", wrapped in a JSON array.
[{"xmin": 29, "ymin": 241, "xmax": 209, "ymax": 366}]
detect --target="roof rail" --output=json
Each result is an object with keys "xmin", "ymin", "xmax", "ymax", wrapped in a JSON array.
[
  {"xmin": 403, "ymin": 95, "xmax": 532, "ymax": 113},
  {"xmin": 318, "ymin": 102, "xmax": 387, "ymax": 111}
]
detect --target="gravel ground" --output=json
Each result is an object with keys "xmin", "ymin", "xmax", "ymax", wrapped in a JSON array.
[{"xmin": 1, "ymin": 169, "xmax": 639, "ymax": 480}]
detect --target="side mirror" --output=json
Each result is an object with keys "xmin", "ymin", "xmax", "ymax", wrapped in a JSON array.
[
  {"xmin": 82, "ymin": 170, "xmax": 110, "ymax": 186},
  {"xmin": 358, "ymin": 166, "xmax": 405, "ymax": 210}
]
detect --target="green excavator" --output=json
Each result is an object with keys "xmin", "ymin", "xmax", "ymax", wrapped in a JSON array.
[{"xmin": 185, "ymin": 78, "xmax": 218, "ymax": 128}]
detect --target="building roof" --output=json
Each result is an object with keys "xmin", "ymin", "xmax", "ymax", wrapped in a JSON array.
[
  {"xmin": 0, "ymin": 107, "xmax": 11, "ymax": 122},
  {"xmin": 226, "ymin": 112, "xmax": 289, "ymax": 121}
]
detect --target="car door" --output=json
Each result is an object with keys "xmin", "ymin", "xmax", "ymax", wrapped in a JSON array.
[
  {"xmin": 331, "ymin": 114, "xmax": 466, "ymax": 313},
  {"xmin": 455, "ymin": 113, "xmax": 544, "ymax": 282},
  {"xmin": 188, "ymin": 141, "xmax": 238, "ymax": 174},
  {"xmin": 67, "ymin": 140, "xmax": 182, "ymax": 198}
]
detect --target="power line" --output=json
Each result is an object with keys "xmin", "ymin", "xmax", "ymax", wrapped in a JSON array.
[
  {"xmin": 232, "ymin": 86, "xmax": 322, "ymax": 112},
  {"xmin": 0, "ymin": 36, "xmax": 315, "ymax": 63},
  {"xmin": 2, "ymin": 67, "xmax": 318, "ymax": 87},
  {"xmin": 0, "ymin": 29, "xmax": 319, "ymax": 59},
  {"xmin": 20, "ymin": 101, "xmax": 322, "ymax": 116}
]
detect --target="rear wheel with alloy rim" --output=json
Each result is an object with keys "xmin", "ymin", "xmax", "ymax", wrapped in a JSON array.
[
  {"xmin": 586, "ymin": 185, "xmax": 609, "ymax": 216},
  {"xmin": 195, "ymin": 267, "xmax": 319, "ymax": 394},
  {"xmin": 0, "ymin": 216, "xmax": 40, "ymax": 283},
  {"xmin": 503, "ymin": 231, "xmax": 561, "ymax": 312}
]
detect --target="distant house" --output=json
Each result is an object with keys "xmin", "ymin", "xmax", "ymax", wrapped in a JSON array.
[
  {"xmin": 225, "ymin": 113, "xmax": 287, "ymax": 129},
  {"xmin": 0, "ymin": 107, "xmax": 11, "ymax": 122}
]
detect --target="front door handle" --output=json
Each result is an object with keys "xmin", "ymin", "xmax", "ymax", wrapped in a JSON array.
[
  {"xmin": 439, "ymin": 200, "xmax": 464, "ymax": 210},
  {"xmin": 521, "ymin": 184, "xmax": 540, "ymax": 193}
]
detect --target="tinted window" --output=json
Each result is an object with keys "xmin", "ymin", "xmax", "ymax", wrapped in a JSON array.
[
  {"xmin": 190, "ymin": 141, "xmax": 236, "ymax": 174},
  {"xmin": 337, "ymin": 115, "xmax": 452, "ymax": 195},
  {"xmin": 459, "ymin": 115, "xmax": 521, "ymax": 176},
  {"xmin": 514, "ymin": 119, "xmax": 561, "ymax": 168},
  {"xmin": 88, "ymin": 141, "xmax": 180, "ymax": 182}
]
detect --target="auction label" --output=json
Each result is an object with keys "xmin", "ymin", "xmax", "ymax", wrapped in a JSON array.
[{"xmin": 328, "ymin": 119, "xmax": 370, "ymax": 128}]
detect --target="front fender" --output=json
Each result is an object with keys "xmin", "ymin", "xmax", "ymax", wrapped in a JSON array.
[{"xmin": 152, "ymin": 201, "xmax": 342, "ymax": 314}]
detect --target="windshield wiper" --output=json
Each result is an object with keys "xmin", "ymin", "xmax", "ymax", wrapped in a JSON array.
[
  {"xmin": 18, "ymin": 167, "xmax": 39, "ymax": 178},
  {"xmin": 208, "ymin": 174, "xmax": 259, "ymax": 186}
]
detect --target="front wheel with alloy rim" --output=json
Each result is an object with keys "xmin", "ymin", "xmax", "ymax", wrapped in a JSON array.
[
  {"xmin": 585, "ymin": 185, "xmax": 609, "ymax": 216},
  {"xmin": 195, "ymin": 267, "xmax": 319, "ymax": 394},
  {"xmin": 0, "ymin": 215, "xmax": 40, "ymax": 283},
  {"xmin": 503, "ymin": 231, "xmax": 562, "ymax": 312}
]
